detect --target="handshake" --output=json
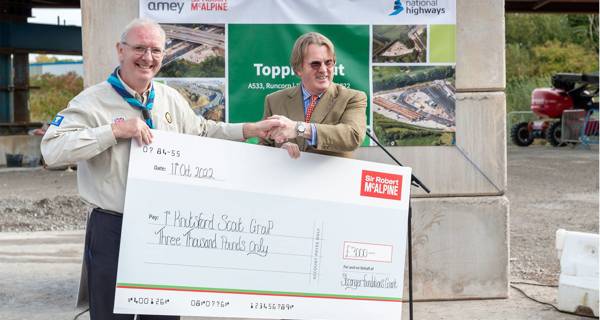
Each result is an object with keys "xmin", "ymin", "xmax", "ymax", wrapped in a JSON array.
[{"xmin": 245, "ymin": 115, "xmax": 306, "ymax": 159}]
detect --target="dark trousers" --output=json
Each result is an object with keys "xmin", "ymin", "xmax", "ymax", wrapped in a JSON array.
[{"xmin": 84, "ymin": 208, "xmax": 180, "ymax": 320}]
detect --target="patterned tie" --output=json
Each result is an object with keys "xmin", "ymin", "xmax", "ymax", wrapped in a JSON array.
[{"xmin": 305, "ymin": 95, "xmax": 319, "ymax": 122}]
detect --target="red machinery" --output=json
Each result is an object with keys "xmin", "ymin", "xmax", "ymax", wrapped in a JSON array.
[{"xmin": 511, "ymin": 73, "xmax": 599, "ymax": 147}]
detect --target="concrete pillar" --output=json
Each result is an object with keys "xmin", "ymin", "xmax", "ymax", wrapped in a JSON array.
[
  {"xmin": 81, "ymin": 0, "xmax": 137, "ymax": 87},
  {"xmin": 357, "ymin": 0, "xmax": 509, "ymax": 300},
  {"xmin": 12, "ymin": 53, "xmax": 29, "ymax": 123}
]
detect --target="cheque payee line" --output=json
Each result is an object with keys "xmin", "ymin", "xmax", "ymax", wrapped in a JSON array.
[{"xmin": 115, "ymin": 283, "xmax": 403, "ymax": 302}]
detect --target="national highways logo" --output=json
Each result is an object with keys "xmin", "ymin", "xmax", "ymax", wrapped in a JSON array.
[
  {"xmin": 390, "ymin": 0, "xmax": 447, "ymax": 16},
  {"xmin": 389, "ymin": 0, "xmax": 404, "ymax": 15}
]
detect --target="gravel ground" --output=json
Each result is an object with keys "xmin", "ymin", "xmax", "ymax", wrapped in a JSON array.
[
  {"xmin": 507, "ymin": 145, "xmax": 599, "ymax": 285},
  {"xmin": 0, "ymin": 168, "xmax": 89, "ymax": 232}
]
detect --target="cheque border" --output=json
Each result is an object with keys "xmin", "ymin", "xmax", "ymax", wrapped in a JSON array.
[{"xmin": 116, "ymin": 283, "xmax": 402, "ymax": 302}]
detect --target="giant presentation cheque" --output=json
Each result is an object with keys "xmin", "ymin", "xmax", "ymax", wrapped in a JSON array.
[{"xmin": 114, "ymin": 130, "xmax": 412, "ymax": 319}]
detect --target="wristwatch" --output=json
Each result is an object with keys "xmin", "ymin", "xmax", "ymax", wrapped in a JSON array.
[{"xmin": 295, "ymin": 121, "xmax": 306, "ymax": 138}]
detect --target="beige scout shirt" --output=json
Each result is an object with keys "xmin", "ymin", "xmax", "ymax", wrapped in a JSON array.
[{"xmin": 41, "ymin": 79, "xmax": 243, "ymax": 214}]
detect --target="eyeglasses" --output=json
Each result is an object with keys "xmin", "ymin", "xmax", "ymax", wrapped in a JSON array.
[
  {"xmin": 121, "ymin": 42, "xmax": 165, "ymax": 58},
  {"xmin": 308, "ymin": 59, "xmax": 335, "ymax": 70}
]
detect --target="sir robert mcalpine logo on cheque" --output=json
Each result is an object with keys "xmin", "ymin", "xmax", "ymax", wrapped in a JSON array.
[{"xmin": 360, "ymin": 170, "xmax": 403, "ymax": 200}]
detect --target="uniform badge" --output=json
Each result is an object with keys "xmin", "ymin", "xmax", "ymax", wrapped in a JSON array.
[
  {"xmin": 165, "ymin": 112, "xmax": 173, "ymax": 124},
  {"xmin": 50, "ymin": 114, "xmax": 64, "ymax": 126}
]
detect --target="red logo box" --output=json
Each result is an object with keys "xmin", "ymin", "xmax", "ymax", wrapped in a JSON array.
[{"xmin": 360, "ymin": 170, "xmax": 403, "ymax": 200}]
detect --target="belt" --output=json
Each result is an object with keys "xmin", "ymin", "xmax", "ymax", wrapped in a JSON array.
[{"xmin": 94, "ymin": 207, "xmax": 123, "ymax": 217}]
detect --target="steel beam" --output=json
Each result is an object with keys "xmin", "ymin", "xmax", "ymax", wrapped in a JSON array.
[
  {"xmin": 13, "ymin": 53, "xmax": 29, "ymax": 123},
  {"xmin": 0, "ymin": 22, "xmax": 81, "ymax": 55},
  {"xmin": 0, "ymin": 53, "xmax": 11, "ymax": 122}
]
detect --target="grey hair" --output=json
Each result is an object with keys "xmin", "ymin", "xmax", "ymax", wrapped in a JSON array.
[
  {"xmin": 120, "ymin": 18, "xmax": 166, "ymax": 44},
  {"xmin": 290, "ymin": 32, "xmax": 335, "ymax": 73}
]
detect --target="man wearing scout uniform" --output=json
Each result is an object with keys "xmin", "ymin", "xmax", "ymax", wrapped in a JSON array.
[{"xmin": 41, "ymin": 18, "xmax": 285, "ymax": 320}]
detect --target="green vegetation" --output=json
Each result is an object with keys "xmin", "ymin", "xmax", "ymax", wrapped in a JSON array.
[
  {"xmin": 372, "ymin": 25, "xmax": 427, "ymax": 63},
  {"xmin": 29, "ymin": 72, "xmax": 83, "ymax": 122},
  {"xmin": 506, "ymin": 14, "xmax": 598, "ymax": 113},
  {"xmin": 374, "ymin": 25, "xmax": 412, "ymax": 46},
  {"xmin": 158, "ymin": 56, "xmax": 225, "ymax": 77},
  {"xmin": 373, "ymin": 113, "xmax": 454, "ymax": 146},
  {"xmin": 506, "ymin": 76, "xmax": 549, "ymax": 113},
  {"xmin": 373, "ymin": 66, "xmax": 455, "ymax": 92},
  {"xmin": 33, "ymin": 55, "xmax": 82, "ymax": 63}
]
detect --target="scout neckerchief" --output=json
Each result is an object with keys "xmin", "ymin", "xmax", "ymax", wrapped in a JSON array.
[{"xmin": 107, "ymin": 67, "xmax": 155, "ymax": 129}]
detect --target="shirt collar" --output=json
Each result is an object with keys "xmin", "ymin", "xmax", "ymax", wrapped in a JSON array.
[
  {"xmin": 116, "ymin": 68, "xmax": 152, "ymax": 102},
  {"xmin": 301, "ymin": 84, "xmax": 325, "ymax": 101}
]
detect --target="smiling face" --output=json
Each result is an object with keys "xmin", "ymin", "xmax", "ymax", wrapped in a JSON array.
[
  {"xmin": 296, "ymin": 44, "xmax": 335, "ymax": 96},
  {"xmin": 116, "ymin": 24, "xmax": 165, "ymax": 93}
]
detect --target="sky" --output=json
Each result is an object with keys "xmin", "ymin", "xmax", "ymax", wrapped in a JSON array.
[
  {"xmin": 27, "ymin": 8, "xmax": 83, "ymax": 62},
  {"xmin": 28, "ymin": 8, "xmax": 81, "ymax": 26}
]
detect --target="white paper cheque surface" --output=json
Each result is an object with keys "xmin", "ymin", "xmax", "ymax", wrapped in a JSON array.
[{"xmin": 115, "ymin": 130, "xmax": 412, "ymax": 319}]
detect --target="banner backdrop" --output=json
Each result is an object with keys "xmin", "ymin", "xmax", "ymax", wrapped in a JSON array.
[{"xmin": 142, "ymin": 0, "xmax": 456, "ymax": 146}]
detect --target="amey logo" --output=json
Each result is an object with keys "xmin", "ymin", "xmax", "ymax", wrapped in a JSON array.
[
  {"xmin": 147, "ymin": 0, "xmax": 185, "ymax": 14},
  {"xmin": 389, "ymin": 0, "xmax": 404, "ymax": 16},
  {"xmin": 392, "ymin": 0, "xmax": 447, "ymax": 16}
]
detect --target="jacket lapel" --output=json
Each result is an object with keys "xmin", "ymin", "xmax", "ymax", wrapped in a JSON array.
[
  {"xmin": 286, "ymin": 86, "xmax": 305, "ymax": 122},
  {"xmin": 310, "ymin": 84, "xmax": 337, "ymax": 124}
]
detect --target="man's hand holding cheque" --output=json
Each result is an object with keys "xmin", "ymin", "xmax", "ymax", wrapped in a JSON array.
[{"xmin": 266, "ymin": 115, "xmax": 305, "ymax": 159}]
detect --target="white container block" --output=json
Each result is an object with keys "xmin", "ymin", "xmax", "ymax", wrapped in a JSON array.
[{"xmin": 555, "ymin": 229, "xmax": 599, "ymax": 316}]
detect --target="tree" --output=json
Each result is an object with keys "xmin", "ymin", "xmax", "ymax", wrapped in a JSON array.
[
  {"xmin": 34, "ymin": 55, "xmax": 59, "ymax": 63},
  {"xmin": 29, "ymin": 72, "xmax": 83, "ymax": 122},
  {"xmin": 505, "ymin": 13, "xmax": 599, "ymax": 114},
  {"xmin": 568, "ymin": 15, "xmax": 599, "ymax": 53},
  {"xmin": 532, "ymin": 40, "xmax": 598, "ymax": 75}
]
